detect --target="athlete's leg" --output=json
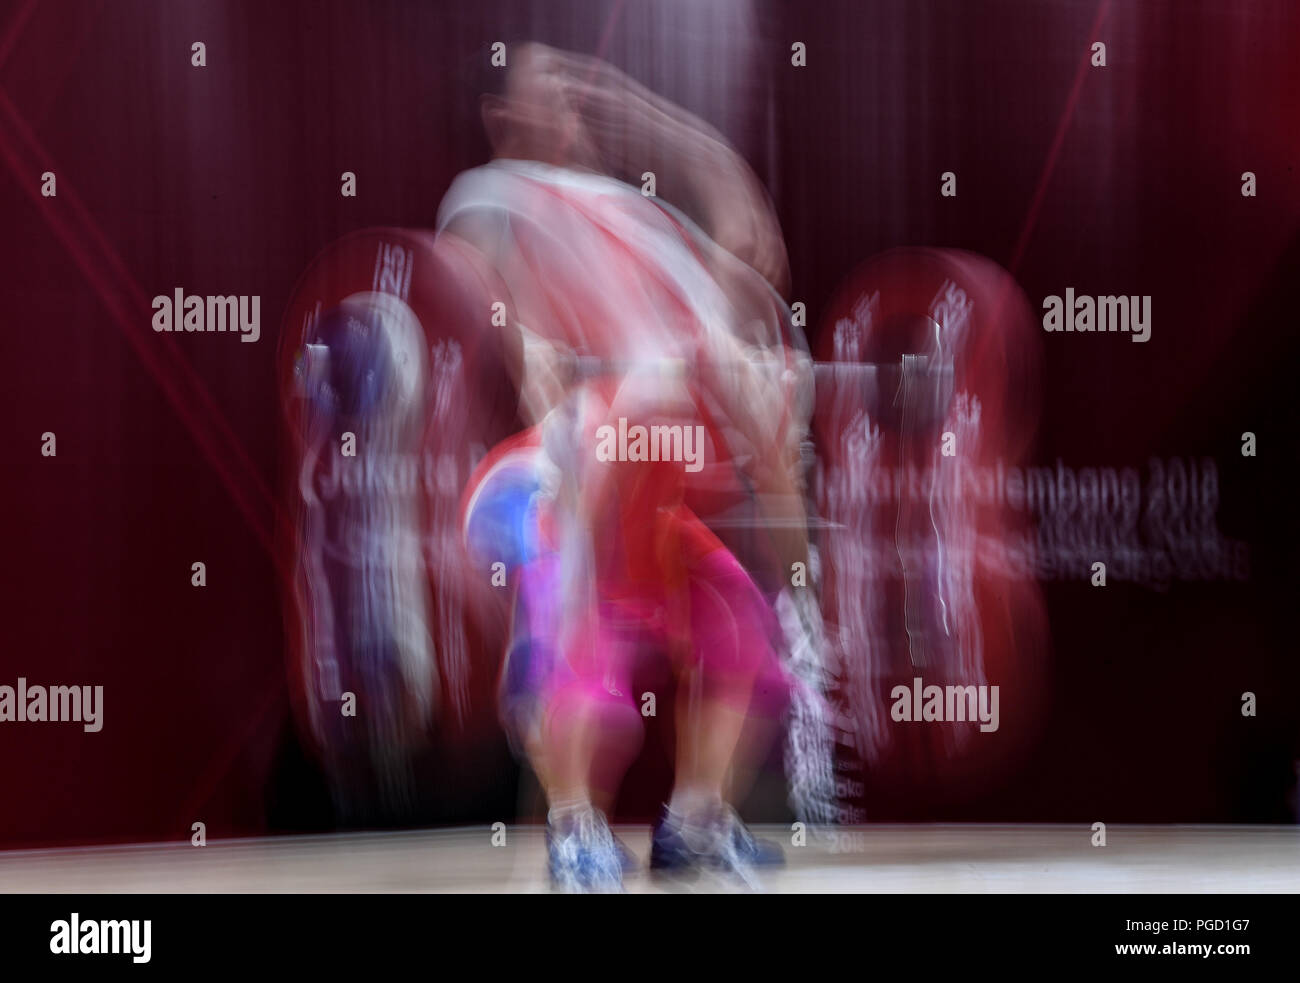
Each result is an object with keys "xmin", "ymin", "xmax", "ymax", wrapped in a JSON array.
[{"xmin": 653, "ymin": 535, "xmax": 788, "ymax": 879}]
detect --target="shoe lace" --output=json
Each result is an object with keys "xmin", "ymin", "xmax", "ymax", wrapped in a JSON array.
[
  {"xmin": 725, "ymin": 806, "xmax": 760, "ymax": 853},
  {"xmin": 551, "ymin": 821, "xmax": 583, "ymax": 887},
  {"xmin": 710, "ymin": 806, "xmax": 762, "ymax": 891},
  {"xmin": 572, "ymin": 808, "xmax": 622, "ymax": 886}
]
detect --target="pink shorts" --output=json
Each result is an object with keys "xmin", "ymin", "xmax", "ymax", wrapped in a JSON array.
[
  {"xmin": 501, "ymin": 536, "xmax": 789, "ymax": 749},
  {"xmin": 465, "ymin": 407, "xmax": 790, "ymax": 750}
]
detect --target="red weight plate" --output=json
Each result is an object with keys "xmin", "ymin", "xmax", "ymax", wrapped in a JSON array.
[
  {"xmin": 277, "ymin": 229, "xmax": 521, "ymax": 812},
  {"xmin": 812, "ymin": 248, "xmax": 1049, "ymax": 798}
]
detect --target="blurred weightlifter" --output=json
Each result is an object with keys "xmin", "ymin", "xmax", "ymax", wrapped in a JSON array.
[{"xmin": 443, "ymin": 43, "xmax": 827, "ymax": 891}]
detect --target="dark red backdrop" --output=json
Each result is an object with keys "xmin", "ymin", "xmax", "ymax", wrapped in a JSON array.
[{"xmin": 1, "ymin": 0, "xmax": 1297, "ymax": 846}]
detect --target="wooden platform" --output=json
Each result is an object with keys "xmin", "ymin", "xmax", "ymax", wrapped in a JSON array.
[{"xmin": 2, "ymin": 825, "xmax": 1297, "ymax": 893}]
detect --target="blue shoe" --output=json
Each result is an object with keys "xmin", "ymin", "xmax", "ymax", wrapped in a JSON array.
[
  {"xmin": 546, "ymin": 808, "xmax": 625, "ymax": 893},
  {"xmin": 727, "ymin": 813, "xmax": 785, "ymax": 868},
  {"xmin": 649, "ymin": 804, "xmax": 784, "ymax": 884}
]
